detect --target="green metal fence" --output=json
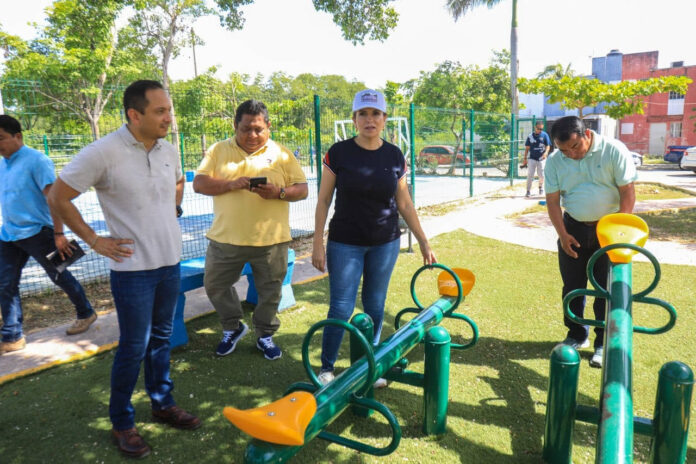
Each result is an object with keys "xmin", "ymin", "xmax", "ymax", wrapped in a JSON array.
[{"xmin": 0, "ymin": 79, "xmax": 542, "ymax": 295}]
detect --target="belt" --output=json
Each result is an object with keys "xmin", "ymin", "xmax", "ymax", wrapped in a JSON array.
[{"xmin": 564, "ymin": 212, "xmax": 598, "ymax": 227}]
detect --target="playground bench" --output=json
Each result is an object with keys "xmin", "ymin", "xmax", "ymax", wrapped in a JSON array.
[{"xmin": 170, "ymin": 248, "xmax": 296, "ymax": 348}]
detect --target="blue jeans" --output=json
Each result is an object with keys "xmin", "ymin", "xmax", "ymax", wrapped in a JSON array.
[
  {"xmin": 559, "ymin": 213, "xmax": 608, "ymax": 349},
  {"xmin": 320, "ymin": 238, "xmax": 400, "ymax": 372},
  {"xmin": 0, "ymin": 227, "xmax": 93, "ymax": 342},
  {"xmin": 109, "ymin": 263, "xmax": 180, "ymax": 431}
]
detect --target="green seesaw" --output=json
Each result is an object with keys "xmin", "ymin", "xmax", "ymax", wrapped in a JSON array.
[
  {"xmin": 222, "ymin": 264, "xmax": 478, "ymax": 463},
  {"xmin": 543, "ymin": 213, "xmax": 693, "ymax": 463}
]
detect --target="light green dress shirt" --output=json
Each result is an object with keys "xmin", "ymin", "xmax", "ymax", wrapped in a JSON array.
[{"xmin": 544, "ymin": 131, "xmax": 637, "ymax": 222}]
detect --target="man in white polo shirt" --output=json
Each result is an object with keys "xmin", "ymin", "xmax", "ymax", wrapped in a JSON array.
[
  {"xmin": 48, "ymin": 80, "xmax": 199, "ymax": 458},
  {"xmin": 544, "ymin": 116, "xmax": 637, "ymax": 369}
]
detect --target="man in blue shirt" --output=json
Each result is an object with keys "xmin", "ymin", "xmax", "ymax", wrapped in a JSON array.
[
  {"xmin": 544, "ymin": 116, "xmax": 636, "ymax": 369},
  {"xmin": 523, "ymin": 121, "xmax": 551, "ymax": 197},
  {"xmin": 0, "ymin": 115, "xmax": 96, "ymax": 354}
]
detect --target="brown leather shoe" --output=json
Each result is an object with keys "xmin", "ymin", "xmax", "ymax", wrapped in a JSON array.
[
  {"xmin": 152, "ymin": 405, "xmax": 202, "ymax": 430},
  {"xmin": 0, "ymin": 337, "xmax": 26, "ymax": 355},
  {"xmin": 111, "ymin": 427, "xmax": 151, "ymax": 458},
  {"xmin": 66, "ymin": 312, "xmax": 97, "ymax": 335}
]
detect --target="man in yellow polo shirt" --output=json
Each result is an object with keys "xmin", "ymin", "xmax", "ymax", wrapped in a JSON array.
[{"xmin": 193, "ymin": 100, "xmax": 308, "ymax": 360}]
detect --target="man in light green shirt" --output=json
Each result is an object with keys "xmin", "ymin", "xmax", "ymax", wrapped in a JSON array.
[{"xmin": 544, "ymin": 116, "xmax": 637, "ymax": 368}]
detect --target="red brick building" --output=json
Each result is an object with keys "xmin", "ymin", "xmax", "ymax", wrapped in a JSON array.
[{"xmin": 618, "ymin": 51, "xmax": 696, "ymax": 155}]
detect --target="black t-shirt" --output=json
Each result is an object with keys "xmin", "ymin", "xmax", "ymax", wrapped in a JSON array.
[{"xmin": 324, "ymin": 138, "xmax": 406, "ymax": 246}]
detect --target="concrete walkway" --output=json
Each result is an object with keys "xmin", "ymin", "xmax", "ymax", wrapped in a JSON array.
[{"xmin": 2, "ymin": 177, "xmax": 695, "ymax": 383}]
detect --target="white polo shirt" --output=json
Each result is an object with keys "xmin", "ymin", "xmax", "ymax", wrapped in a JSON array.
[{"xmin": 59, "ymin": 125, "xmax": 183, "ymax": 272}]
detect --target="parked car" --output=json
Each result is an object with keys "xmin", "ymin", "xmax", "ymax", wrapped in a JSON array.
[
  {"xmin": 629, "ymin": 151, "xmax": 643, "ymax": 167},
  {"xmin": 680, "ymin": 146, "xmax": 696, "ymax": 173},
  {"xmin": 418, "ymin": 145, "xmax": 470, "ymax": 166},
  {"xmin": 663, "ymin": 145, "xmax": 690, "ymax": 164}
]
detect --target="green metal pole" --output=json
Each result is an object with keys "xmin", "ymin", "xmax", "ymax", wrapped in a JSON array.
[
  {"xmin": 596, "ymin": 263, "xmax": 634, "ymax": 464},
  {"xmin": 313, "ymin": 95, "xmax": 322, "ymax": 192},
  {"xmin": 308, "ymin": 128, "xmax": 314, "ymax": 173},
  {"xmin": 42, "ymin": 135, "xmax": 49, "ymax": 157},
  {"xmin": 179, "ymin": 132, "xmax": 185, "ymax": 171},
  {"xmin": 650, "ymin": 361, "xmax": 693, "ymax": 464},
  {"xmin": 543, "ymin": 344, "xmax": 580, "ymax": 463},
  {"xmin": 350, "ymin": 313, "xmax": 375, "ymax": 417},
  {"xmin": 469, "ymin": 109, "xmax": 475, "ymax": 197},
  {"xmin": 509, "ymin": 113, "xmax": 516, "ymax": 186},
  {"xmin": 423, "ymin": 326, "xmax": 450, "ymax": 435},
  {"xmin": 409, "ymin": 103, "xmax": 416, "ymax": 203},
  {"xmin": 461, "ymin": 118, "xmax": 467, "ymax": 179}
]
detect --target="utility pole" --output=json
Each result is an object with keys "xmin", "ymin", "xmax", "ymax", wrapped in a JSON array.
[{"xmin": 191, "ymin": 27, "xmax": 206, "ymax": 157}]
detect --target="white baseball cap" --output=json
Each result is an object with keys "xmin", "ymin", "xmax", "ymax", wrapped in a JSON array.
[{"xmin": 352, "ymin": 89, "xmax": 387, "ymax": 113}]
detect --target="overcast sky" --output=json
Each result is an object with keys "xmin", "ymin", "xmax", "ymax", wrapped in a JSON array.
[{"xmin": 2, "ymin": 0, "xmax": 696, "ymax": 89}]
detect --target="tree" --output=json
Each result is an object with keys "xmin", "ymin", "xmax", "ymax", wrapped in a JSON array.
[
  {"xmin": 518, "ymin": 75, "xmax": 692, "ymax": 119},
  {"xmin": 536, "ymin": 63, "xmax": 575, "ymax": 80},
  {"xmin": 412, "ymin": 53, "xmax": 510, "ymax": 172},
  {"xmin": 0, "ymin": 0, "xmax": 149, "ymax": 139},
  {"xmin": 446, "ymin": 0, "xmax": 519, "ymax": 116}
]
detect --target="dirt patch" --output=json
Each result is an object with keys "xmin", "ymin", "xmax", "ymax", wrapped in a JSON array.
[{"xmin": 12, "ymin": 235, "xmax": 317, "ymax": 335}]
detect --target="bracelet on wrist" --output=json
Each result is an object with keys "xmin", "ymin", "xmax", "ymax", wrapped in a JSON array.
[
  {"xmin": 90, "ymin": 235, "xmax": 99, "ymax": 249},
  {"xmin": 54, "ymin": 231, "xmax": 65, "ymax": 235}
]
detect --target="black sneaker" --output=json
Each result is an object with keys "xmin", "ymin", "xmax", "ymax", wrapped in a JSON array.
[
  {"xmin": 216, "ymin": 322, "xmax": 248, "ymax": 356},
  {"xmin": 256, "ymin": 335, "xmax": 282, "ymax": 360}
]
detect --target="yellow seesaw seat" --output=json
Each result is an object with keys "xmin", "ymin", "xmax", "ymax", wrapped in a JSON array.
[
  {"xmin": 437, "ymin": 268, "xmax": 476, "ymax": 297},
  {"xmin": 596, "ymin": 213, "xmax": 649, "ymax": 264},
  {"xmin": 223, "ymin": 391, "xmax": 317, "ymax": 446}
]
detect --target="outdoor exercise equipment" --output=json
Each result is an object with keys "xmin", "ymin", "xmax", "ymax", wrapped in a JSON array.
[
  {"xmin": 223, "ymin": 264, "xmax": 478, "ymax": 463},
  {"xmin": 543, "ymin": 213, "xmax": 693, "ymax": 464}
]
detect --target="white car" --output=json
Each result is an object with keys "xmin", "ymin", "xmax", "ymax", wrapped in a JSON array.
[
  {"xmin": 681, "ymin": 146, "xmax": 696, "ymax": 173},
  {"xmin": 629, "ymin": 151, "xmax": 643, "ymax": 167}
]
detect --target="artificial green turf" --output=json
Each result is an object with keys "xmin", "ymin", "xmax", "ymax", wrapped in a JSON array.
[{"xmin": 1, "ymin": 230, "xmax": 694, "ymax": 463}]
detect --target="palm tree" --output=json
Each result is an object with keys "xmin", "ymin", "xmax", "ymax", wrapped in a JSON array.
[
  {"xmin": 537, "ymin": 63, "xmax": 575, "ymax": 80},
  {"xmin": 446, "ymin": 0, "xmax": 518, "ymax": 116}
]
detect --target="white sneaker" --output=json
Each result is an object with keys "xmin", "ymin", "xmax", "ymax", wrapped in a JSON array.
[
  {"xmin": 373, "ymin": 377, "xmax": 388, "ymax": 389},
  {"xmin": 318, "ymin": 371, "xmax": 335, "ymax": 385}
]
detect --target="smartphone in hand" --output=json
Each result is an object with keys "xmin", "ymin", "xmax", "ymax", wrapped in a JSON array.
[{"xmin": 249, "ymin": 177, "xmax": 267, "ymax": 190}]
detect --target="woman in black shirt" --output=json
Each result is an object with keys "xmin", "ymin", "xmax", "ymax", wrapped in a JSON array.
[{"xmin": 312, "ymin": 89, "xmax": 436, "ymax": 387}]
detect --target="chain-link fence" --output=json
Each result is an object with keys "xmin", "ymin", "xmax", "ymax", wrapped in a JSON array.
[{"xmin": 1, "ymin": 79, "xmax": 542, "ymax": 295}]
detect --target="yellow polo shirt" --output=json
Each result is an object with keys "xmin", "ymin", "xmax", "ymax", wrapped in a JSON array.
[{"xmin": 196, "ymin": 138, "xmax": 307, "ymax": 246}]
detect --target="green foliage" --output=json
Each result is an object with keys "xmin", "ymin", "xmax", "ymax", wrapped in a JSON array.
[
  {"xmin": 518, "ymin": 75, "xmax": 692, "ymax": 119},
  {"xmin": 0, "ymin": 0, "xmax": 153, "ymax": 138},
  {"xmin": 312, "ymin": 0, "xmax": 399, "ymax": 44}
]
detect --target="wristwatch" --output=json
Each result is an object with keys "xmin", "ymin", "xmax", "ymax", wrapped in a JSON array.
[
  {"xmin": 176, "ymin": 205, "xmax": 183, "ymax": 217},
  {"xmin": 279, "ymin": 188, "xmax": 286, "ymax": 200}
]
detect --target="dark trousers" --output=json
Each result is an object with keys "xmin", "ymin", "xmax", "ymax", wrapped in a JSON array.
[
  {"xmin": 558, "ymin": 213, "xmax": 608, "ymax": 348},
  {"xmin": 0, "ymin": 227, "xmax": 93, "ymax": 342},
  {"xmin": 109, "ymin": 263, "xmax": 180, "ymax": 430}
]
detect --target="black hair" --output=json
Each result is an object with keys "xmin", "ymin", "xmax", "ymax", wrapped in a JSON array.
[
  {"xmin": 550, "ymin": 116, "xmax": 586, "ymax": 143},
  {"xmin": 123, "ymin": 80, "xmax": 164, "ymax": 123},
  {"xmin": 0, "ymin": 115, "xmax": 22, "ymax": 135},
  {"xmin": 234, "ymin": 100, "xmax": 269, "ymax": 125}
]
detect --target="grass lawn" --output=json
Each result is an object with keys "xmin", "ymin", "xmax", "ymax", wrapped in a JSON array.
[{"xmin": 1, "ymin": 230, "xmax": 694, "ymax": 463}]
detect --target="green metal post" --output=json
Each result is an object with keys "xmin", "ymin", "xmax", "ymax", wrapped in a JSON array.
[
  {"xmin": 408, "ymin": 103, "xmax": 416, "ymax": 203},
  {"xmin": 509, "ymin": 113, "xmax": 516, "ymax": 186},
  {"xmin": 308, "ymin": 128, "xmax": 314, "ymax": 173},
  {"xmin": 42, "ymin": 135, "xmax": 49, "ymax": 157},
  {"xmin": 532, "ymin": 115, "xmax": 536, "ymax": 131},
  {"xmin": 469, "ymin": 109, "xmax": 475, "ymax": 197},
  {"xmin": 649, "ymin": 361, "xmax": 693, "ymax": 464},
  {"xmin": 314, "ymin": 95, "xmax": 322, "ymax": 192},
  {"xmin": 350, "ymin": 313, "xmax": 375, "ymax": 417},
  {"xmin": 179, "ymin": 132, "xmax": 185, "ymax": 171},
  {"xmin": 461, "ymin": 118, "xmax": 467, "ymax": 179},
  {"xmin": 543, "ymin": 344, "xmax": 580, "ymax": 463},
  {"xmin": 596, "ymin": 263, "xmax": 634, "ymax": 464},
  {"xmin": 423, "ymin": 326, "xmax": 450, "ymax": 435}
]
